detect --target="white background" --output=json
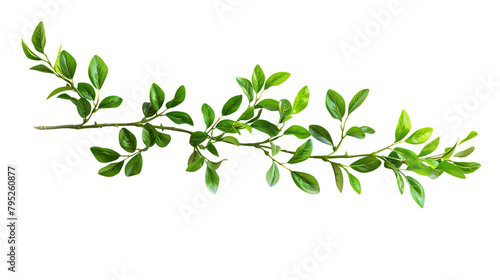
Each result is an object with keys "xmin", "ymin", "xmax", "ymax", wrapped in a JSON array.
[{"xmin": 1, "ymin": 0, "xmax": 499, "ymax": 279}]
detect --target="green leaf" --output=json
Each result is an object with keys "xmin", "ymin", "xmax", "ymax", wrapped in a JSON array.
[
  {"xmin": 156, "ymin": 132, "xmax": 171, "ymax": 148},
  {"xmin": 422, "ymin": 158, "xmax": 439, "ymax": 169},
  {"xmin": 222, "ymin": 136, "xmax": 239, "ymax": 146},
  {"xmin": 405, "ymin": 128, "xmax": 433, "ymax": 144},
  {"xmin": 21, "ymin": 39, "xmax": 42, "ymax": 60},
  {"xmin": 142, "ymin": 102, "xmax": 156, "ymax": 117},
  {"xmin": 77, "ymin": 82, "xmax": 96, "ymax": 101},
  {"xmin": 207, "ymin": 159, "xmax": 225, "ymax": 170},
  {"xmin": 343, "ymin": 168, "xmax": 361, "ymax": 194},
  {"xmin": 186, "ymin": 156, "xmax": 205, "ymax": 172},
  {"xmin": 360, "ymin": 126, "xmax": 375, "ymax": 134},
  {"xmin": 453, "ymin": 162, "xmax": 481, "ymax": 174},
  {"xmin": 270, "ymin": 142, "xmax": 281, "ymax": 156},
  {"xmin": 418, "ymin": 137, "xmax": 440, "ymax": 157},
  {"xmin": 236, "ymin": 77, "xmax": 254, "ymax": 102},
  {"xmin": 250, "ymin": 120, "xmax": 280, "ymax": 137},
  {"xmin": 288, "ymin": 139, "xmax": 313, "ymax": 164},
  {"xmin": 395, "ymin": 110, "xmax": 411, "ymax": 142},
  {"xmin": 77, "ymin": 98, "xmax": 91, "ymax": 118},
  {"xmin": 216, "ymin": 120, "xmax": 237, "ymax": 133},
  {"xmin": 330, "ymin": 162, "xmax": 343, "ymax": 193},
  {"xmin": 47, "ymin": 86, "xmax": 72, "ymax": 99},
  {"xmin": 348, "ymin": 89, "xmax": 369, "ymax": 115},
  {"xmin": 234, "ymin": 122, "xmax": 252, "ymax": 133},
  {"xmin": 142, "ymin": 123, "xmax": 157, "ymax": 147},
  {"xmin": 292, "ymin": 86, "xmax": 309, "ymax": 114},
  {"xmin": 290, "ymin": 171, "xmax": 320, "ymax": 194},
  {"xmin": 454, "ymin": 147, "xmax": 475, "ymax": 158},
  {"xmin": 90, "ymin": 147, "xmax": 121, "ymax": 163},
  {"xmin": 125, "ymin": 154, "xmax": 143, "ymax": 177},
  {"xmin": 384, "ymin": 160, "xmax": 404, "ymax": 194},
  {"xmin": 239, "ymin": 106, "xmax": 255, "ymax": 121},
  {"xmin": 429, "ymin": 168, "xmax": 444, "ymax": 180},
  {"xmin": 346, "ymin": 126, "xmax": 366, "ymax": 139},
  {"xmin": 325, "ymin": 89, "xmax": 345, "ymax": 121},
  {"xmin": 88, "ymin": 55, "xmax": 108, "ymax": 89},
  {"xmin": 59, "ymin": 50, "xmax": 77, "ymax": 79},
  {"xmin": 205, "ymin": 166, "xmax": 220, "ymax": 194},
  {"xmin": 31, "ymin": 21, "xmax": 46, "ymax": 53},
  {"xmin": 383, "ymin": 151, "xmax": 403, "ymax": 169},
  {"xmin": 98, "ymin": 161, "xmax": 124, "ymax": 177},
  {"xmin": 442, "ymin": 140, "xmax": 459, "ymax": 160},
  {"xmin": 149, "ymin": 83, "xmax": 165, "ymax": 111},
  {"xmin": 405, "ymin": 175, "xmax": 425, "ymax": 208},
  {"xmin": 350, "ymin": 156, "xmax": 381, "ymax": 173},
  {"xmin": 30, "ymin": 64, "xmax": 53, "ymax": 74},
  {"xmin": 222, "ymin": 95, "xmax": 243, "ymax": 116},
  {"xmin": 165, "ymin": 111, "xmax": 194, "ymax": 125},
  {"xmin": 309, "ymin": 125, "xmax": 334, "ymax": 146},
  {"xmin": 190, "ymin": 131, "xmax": 208, "ymax": 147},
  {"xmin": 252, "ymin": 64, "xmax": 265, "ymax": 93},
  {"xmin": 459, "ymin": 131, "xmax": 478, "ymax": 144},
  {"xmin": 393, "ymin": 147, "xmax": 419, "ymax": 165},
  {"xmin": 266, "ymin": 161, "xmax": 280, "ymax": 187},
  {"xmin": 284, "ymin": 125, "xmax": 311, "ymax": 139},
  {"xmin": 206, "ymin": 142, "xmax": 219, "ymax": 157},
  {"xmin": 187, "ymin": 150, "xmax": 201, "ymax": 166},
  {"xmin": 436, "ymin": 161, "xmax": 466, "ymax": 179},
  {"xmin": 99, "ymin": 96, "xmax": 123, "ymax": 109},
  {"xmin": 201, "ymin": 103, "xmax": 215, "ymax": 129},
  {"xmin": 407, "ymin": 162, "xmax": 433, "ymax": 176},
  {"xmin": 54, "ymin": 45, "xmax": 62, "ymax": 74},
  {"xmin": 166, "ymin": 85, "xmax": 186, "ymax": 109},
  {"xmin": 246, "ymin": 108, "xmax": 262, "ymax": 124},
  {"xmin": 118, "ymin": 128, "xmax": 137, "ymax": 153},
  {"xmin": 265, "ymin": 72, "xmax": 290, "ymax": 90},
  {"xmin": 278, "ymin": 99, "xmax": 292, "ymax": 123},
  {"xmin": 255, "ymin": 99, "xmax": 279, "ymax": 111}
]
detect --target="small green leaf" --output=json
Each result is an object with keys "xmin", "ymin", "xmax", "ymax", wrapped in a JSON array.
[
  {"xmin": 290, "ymin": 171, "xmax": 320, "ymax": 194},
  {"xmin": 346, "ymin": 126, "xmax": 366, "ymax": 139},
  {"xmin": 149, "ymin": 83, "xmax": 165, "ymax": 111},
  {"xmin": 255, "ymin": 99, "xmax": 279, "ymax": 111},
  {"xmin": 77, "ymin": 82, "xmax": 96, "ymax": 101},
  {"xmin": 239, "ymin": 106, "xmax": 255, "ymax": 121},
  {"xmin": 330, "ymin": 162, "xmax": 343, "ymax": 193},
  {"xmin": 88, "ymin": 55, "xmax": 108, "ymax": 89},
  {"xmin": 459, "ymin": 131, "xmax": 478, "ymax": 144},
  {"xmin": 343, "ymin": 168, "xmax": 361, "ymax": 194},
  {"xmin": 222, "ymin": 95, "xmax": 243, "ymax": 116},
  {"xmin": 207, "ymin": 159, "xmax": 225, "ymax": 170},
  {"xmin": 21, "ymin": 39, "xmax": 42, "ymax": 60},
  {"xmin": 309, "ymin": 125, "xmax": 334, "ymax": 146},
  {"xmin": 250, "ymin": 120, "xmax": 280, "ymax": 137},
  {"xmin": 98, "ymin": 161, "xmax": 124, "ymax": 177},
  {"xmin": 166, "ymin": 85, "xmax": 186, "ymax": 109},
  {"xmin": 76, "ymin": 98, "xmax": 91, "ymax": 118},
  {"xmin": 236, "ymin": 77, "xmax": 254, "ymax": 102},
  {"xmin": 222, "ymin": 136, "xmax": 239, "ymax": 146},
  {"xmin": 429, "ymin": 168, "xmax": 444, "ymax": 180},
  {"xmin": 348, "ymin": 89, "xmax": 369, "ymax": 115},
  {"xmin": 186, "ymin": 156, "xmax": 205, "ymax": 172},
  {"xmin": 325, "ymin": 89, "xmax": 345, "ymax": 121},
  {"xmin": 190, "ymin": 131, "xmax": 208, "ymax": 147},
  {"xmin": 119, "ymin": 128, "xmax": 137, "ymax": 153},
  {"xmin": 284, "ymin": 125, "xmax": 311, "ymax": 139},
  {"xmin": 90, "ymin": 147, "xmax": 121, "ymax": 163},
  {"xmin": 142, "ymin": 123, "xmax": 157, "ymax": 147},
  {"xmin": 383, "ymin": 151, "xmax": 403, "ymax": 169},
  {"xmin": 59, "ymin": 50, "xmax": 77, "ymax": 79},
  {"xmin": 422, "ymin": 158, "xmax": 439, "ymax": 169},
  {"xmin": 31, "ymin": 21, "xmax": 46, "ymax": 53},
  {"xmin": 252, "ymin": 65, "xmax": 265, "ymax": 93},
  {"xmin": 436, "ymin": 161, "xmax": 466, "ymax": 179},
  {"xmin": 454, "ymin": 147, "xmax": 475, "ymax": 158},
  {"xmin": 142, "ymin": 102, "xmax": 156, "ymax": 117},
  {"xmin": 404, "ymin": 175, "xmax": 425, "ymax": 208},
  {"xmin": 442, "ymin": 140, "xmax": 459, "ymax": 160},
  {"xmin": 278, "ymin": 99, "xmax": 292, "ymax": 123},
  {"xmin": 216, "ymin": 120, "xmax": 237, "ymax": 133},
  {"xmin": 360, "ymin": 126, "xmax": 375, "ymax": 134},
  {"xmin": 205, "ymin": 166, "xmax": 220, "ymax": 194},
  {"xmin": 405, "ymin": 128, "xmax": 433, "ymax": 144},
  {"xmin": 350, "ymin": 156, "xmax": 381, "ymax": 173},
  {"xmin": 292, "ymin": 86, "xmax": 309, "ymax": 114},
  {"xmin": 47, "ymin": 86, "xmax": 72, "ymax": 99},
  {"xmin": 54, "ymin": 45, "xmax": 62, "ymax": 73},
  {"xmin": 206, "ymin": 142, "xmax": 219, "ymax": 157},
  {"xmin": 30, "ymin": 64, "xmax": 53, "ymax": 74},
  {"xmin": 265, "ymin": 72, "xmax": 290, "ymax": 90},
  {"xmin": 99, "ymin": 96, "xmax": 122, "ymax": 109},
  {"xmin": 407, "ymin": 162, "xmax": 433, "ymax": 176},
  {"xmin": 246, "ymin": 108, "xmax": 262, "ymax": 124},
  {"xmin": 187, "ymin": 150, "xmax": 201, "ymax": 166},
  {"xmin": 266, "ymin": 161, "xmax": 280, "ymax": 187},
  {"xmin": 271, "ymin": 142, "xmax": 281, "ymax": 156},
  {"xmin": 156, "ymin": 132, "xmax": 171, "ymax": 148},
  {"xmin": 395, "ymin": 110, "xmax": 411, "ymax": 142},
  {"xmin": 201, "ymin": 103, "xmax": 215, "ymax": 129},
  {"xmin": 125, "ymin": 154, "xmax": 143, "ymax": 177},
  {"xmin": 165, "ymin": 111, "xmax": 194, "ymax": 125},
  {"xmin": 453, "ymin": 162, "xmax": 481, "ymax": 174},
  {"xmin": 418, "ymin": 137, "xmax": 440, "ymax": 157},
  {"xmin": 288, "ymin": 139, "xmax": 313, "ymax": 164}
]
